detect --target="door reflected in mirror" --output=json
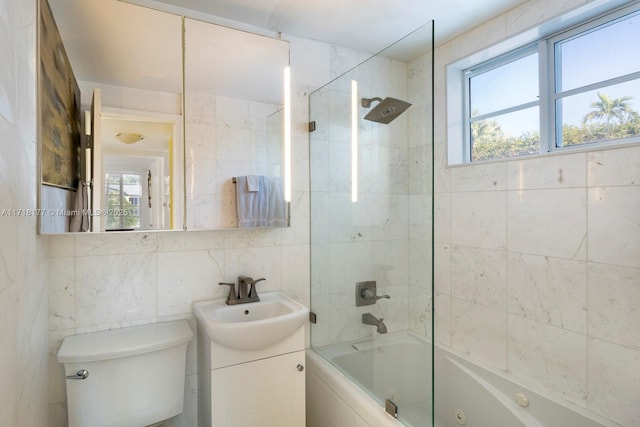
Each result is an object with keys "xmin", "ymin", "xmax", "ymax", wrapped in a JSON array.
[
  {"xmin": 100, "ymin": 113, "xmax": 180, "ymax": 231},
  {"xmin": 39, "ymin": 0, "xmax": 183, "ymax": 233}
]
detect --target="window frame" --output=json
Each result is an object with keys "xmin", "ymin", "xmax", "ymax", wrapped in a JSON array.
[
  {"xmin": 448, "ymin": 0, "xmax": 640, "ymax": 165},
  {"xmin": 548, "ymin": 5, "xmax": 640, "ymax": 152},
  {"xmin": 463, "ymin": 44, "xmax": 540, "ymax": 163}
]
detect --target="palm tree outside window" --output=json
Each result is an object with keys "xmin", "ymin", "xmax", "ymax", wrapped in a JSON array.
[
  {"xmin": 462, "ymin": 4, "xmax": 640, "ymax": 162},
  {"xmin": 552, "ymin": 8, "xmax": 640, "ymax": 148}
]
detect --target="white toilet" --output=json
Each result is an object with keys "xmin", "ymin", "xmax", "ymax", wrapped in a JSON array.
[{"xmin": 57, "ymin": 320, "xmax": 193, "ymax": 427}]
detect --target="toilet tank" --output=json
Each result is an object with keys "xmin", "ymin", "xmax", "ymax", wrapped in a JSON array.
[{"xmin": 57, "ymin": 320, "xmax": 193, "ymax": 427}]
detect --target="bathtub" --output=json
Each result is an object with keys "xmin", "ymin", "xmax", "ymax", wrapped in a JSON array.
[{"xmin": 307, "ymin": 331, "xmax": 616, "ymax": 427}]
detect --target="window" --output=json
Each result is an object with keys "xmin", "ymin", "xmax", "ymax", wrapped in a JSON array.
[
  {"xmin": 552, "ymin": 9, "xmax": 640, "ymax": 149},
  {"xmin": 453, "ymin": 2, "xmax": 640, "ymax": 164},
  {"xmin": 105, "ymin": 172, "xmax": 142, "ymax": 230},
  {"xmin": 467, "ymin": 48, "xmax": 540, "ymax": 161}
]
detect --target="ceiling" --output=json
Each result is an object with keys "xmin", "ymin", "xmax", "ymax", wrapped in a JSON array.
[
  {"xmin": 131, "ymin": 0, "xmax": 531, "ymax": 53},
  {"xmin": 48, "ymin": 0, "xmax": 532, "ymax": 104}
]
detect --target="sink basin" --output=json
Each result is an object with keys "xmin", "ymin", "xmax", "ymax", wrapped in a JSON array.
[{"xmin": 193, "ymin": 291, "xmax": 309, "ymax": 351}]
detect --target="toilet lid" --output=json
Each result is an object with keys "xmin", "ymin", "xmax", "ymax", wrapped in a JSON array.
[{"xmin": 57, "ymin": 320, "xmax": 193, "ymax": 363}]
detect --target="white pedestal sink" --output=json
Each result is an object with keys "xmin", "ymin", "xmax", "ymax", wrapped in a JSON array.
[
  {"xmin": 193, "ymin": 291, "xmax": 308, "ymax": 427},
  {"xmin": 193, "ymin": 291, "xmax": 309, "ymax": 351}
]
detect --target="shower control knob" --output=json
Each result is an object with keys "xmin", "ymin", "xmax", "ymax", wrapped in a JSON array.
[{"xmin": 297, "ymin": 364, "xmax": 304, "ymax": 372}]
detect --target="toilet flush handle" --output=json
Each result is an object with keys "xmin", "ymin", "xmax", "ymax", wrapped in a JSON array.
[{"xmin": 66, "ymin": 369, "xmax": 89, "ymax": 380}]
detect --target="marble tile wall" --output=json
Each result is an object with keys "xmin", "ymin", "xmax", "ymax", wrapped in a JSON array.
[
  {"xmin": 47, "ymin": 227, "xmax": 310, "ymax": 426},
  {"xmin": 407, "ymin": 50, "xmax": 434, "ymax": 338},
  {"xmin": 309, "ymin": 49, "xmax": 427, "ymax": 347},
  {"xmin": 433, "ymin": 0, "xmax": 640, "ymax": 425},
  {"xmin": 0, "ymin": 0, "xmax": 50, "ymax": 426},
  {"xmin": 46, "ymin": 34, "xmax": 377, "ymax": 427},
  {"xmin": 184, "ymin": 93, "xmax": 282, "ymax": 229}
]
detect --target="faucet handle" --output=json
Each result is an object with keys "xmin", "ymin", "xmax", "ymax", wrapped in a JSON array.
[
  {"xmin": 356, "ymin": 281, "xmax": 390, "ymax": 306},
  {"xmin": 218, "ymin": 282, "xmax": 237, "ymax": 303},
  {"xmin": 248, "ymin": 278, "xmax": 266, "ymax": 298}
]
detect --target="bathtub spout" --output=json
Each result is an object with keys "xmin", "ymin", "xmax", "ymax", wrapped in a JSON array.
[{"xmin": 362, "ymin": 313, "xmax": 387, "ymax": 334}]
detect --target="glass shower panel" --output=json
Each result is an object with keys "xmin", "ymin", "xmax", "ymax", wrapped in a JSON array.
[{"xmin": 309, "ymin": 21, "xmax": 434, "ymax": 427}]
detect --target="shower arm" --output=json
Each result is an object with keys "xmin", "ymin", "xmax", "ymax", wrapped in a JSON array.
[{"xmin": 362, "ymin": 97, "xmax": 383, "ymax": 108}]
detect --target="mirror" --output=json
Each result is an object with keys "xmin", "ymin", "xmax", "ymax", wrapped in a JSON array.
[
  {"xmin": 38, "ymin": 0, "xmax": 290, "ymax": 233},
  {"xmin": 183, "ymin": 18, "xmax": 290, "ymax": 229},
  {"xmin": 39, "ymin": 0, "xmax": 183, "ymax": 233}
]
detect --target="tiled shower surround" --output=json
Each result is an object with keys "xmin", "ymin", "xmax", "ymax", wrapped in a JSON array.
[
  {"xmin": 311, "ymin": 1, "xmax": 639, "ymax": 426},
  {"xmin": 309, "ymin": 49, "xmax": 432, "ymax": 347},
  {"xmin": 0, "ymin": 0, "xmax": 635, "ymax": 426},
  {"xmin": 433, "ymin": 1, "xmax": 640, "ymax": 426}
]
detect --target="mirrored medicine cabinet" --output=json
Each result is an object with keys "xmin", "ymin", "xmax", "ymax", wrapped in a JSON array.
[{"xmin": 38, "ymin": 0, "xmax": 290, "ymax": 233}]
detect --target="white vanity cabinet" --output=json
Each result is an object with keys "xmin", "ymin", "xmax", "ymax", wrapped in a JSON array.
[
  {"xmin": 211, "ymin": 350, "xmax": 305, "ymax": 426},
  {"xmin": 197, "ymin": 323, "xmax": 306, "ymax": 427}
]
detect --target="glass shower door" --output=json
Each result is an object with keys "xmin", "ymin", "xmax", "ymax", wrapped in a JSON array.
[{"xmin": 308, "ymin": 21, "xmax": 435, "ymax": 427}]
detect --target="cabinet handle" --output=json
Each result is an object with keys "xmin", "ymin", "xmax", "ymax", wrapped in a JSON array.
[{"xmin": 297, "ymin": 364, "xmax": 304, "ymax": 372}]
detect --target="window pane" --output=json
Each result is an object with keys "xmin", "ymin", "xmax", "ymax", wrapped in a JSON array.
[
  {"xmin": 105, "ymin": 173, "xmax": 120, "ymax": 185},
  {"xmin": 106, "ymin": 195, "xmax": 120, "ymax": 206},
  {"xmin": 471, "ymin": 107, "xmax": 539, "ymax": 161},
  {"xmin": 557, "ymin": 79, "xmax": 640, "ymax": 146},
  {"xmin": 470, "ymin": 52, "xmax": 538, "ymax": 115},
  {"xmin": 124, "ymin": 213, "xmax": 140, "ymax": 229},
  {"xmin": 557, "ymin": 11, "xmax": 640, "ymax": 92},
  {"xmin": 104, "ymin": 172, "xmax": 142, "ymax": 230}
]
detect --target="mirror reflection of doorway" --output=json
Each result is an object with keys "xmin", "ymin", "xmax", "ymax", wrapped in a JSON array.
[{"xmin": 97, "ymin": 113, "xmax": 178, "ymax": 231}]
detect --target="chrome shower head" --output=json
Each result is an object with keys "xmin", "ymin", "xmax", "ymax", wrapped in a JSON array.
[{"xmin": 361, "ymin": 97, "xmax": 412, "ymax": 124}]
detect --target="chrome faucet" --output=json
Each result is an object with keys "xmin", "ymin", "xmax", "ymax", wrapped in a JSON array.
[
  {"xmin": 219, "ymin": 276, "xmax": 266, "ymax": 305},
  {"xmin": 362, "ymin": 313, "xmax": 387, "ymax": 334}
]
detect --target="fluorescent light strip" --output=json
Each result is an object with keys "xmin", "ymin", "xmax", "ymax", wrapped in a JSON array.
[
  {"xmin": 284, "ymin": 66, "xmax": 292, "ymax": 202},
  {"xmin": 351, "ymin": 80, "xmax": 358, "ymax": 203}
]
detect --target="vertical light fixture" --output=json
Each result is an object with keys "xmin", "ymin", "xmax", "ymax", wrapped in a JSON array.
[
  {"xmin": 351, "ymin": 79, "xmax": 358, "ymax": 202},
  {"xmin": 283, "ymin": 66, "xmax": 292, "ymax": 202}
]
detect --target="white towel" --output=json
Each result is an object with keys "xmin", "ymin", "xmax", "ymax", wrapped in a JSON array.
[
  {"xmin": 267, "ymin": 176, "xmax": 287, "ymax": 228},
  {"xmin": 246, "ymin": 175, "xmax": 260, "ymax": 192},
  {"xmin": 236, "ymin": 176, "xmax": 269, "ymax": 228}
]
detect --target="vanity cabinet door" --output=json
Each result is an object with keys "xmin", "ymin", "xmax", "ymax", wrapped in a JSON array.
[{"xmin": 211, "ymin": 350, "xmax": 305, "ymax": 427}]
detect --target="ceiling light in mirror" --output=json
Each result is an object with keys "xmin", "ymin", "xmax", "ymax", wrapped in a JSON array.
[{"xmin": 115, "ymin": 133, "xmax": 145, "ymax": 144}]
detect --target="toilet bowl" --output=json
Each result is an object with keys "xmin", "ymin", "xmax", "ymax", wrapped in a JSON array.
[{"xmin": 57, "ymin": 320, "xmax": 193, "ymax": 427}]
